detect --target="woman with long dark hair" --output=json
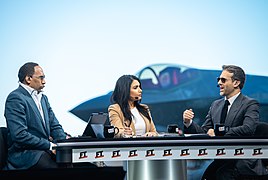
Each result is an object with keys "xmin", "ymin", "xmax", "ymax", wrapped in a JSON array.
[{"xmin": 108, "ymin": 75, "xmax": 158, "ymax": 138}]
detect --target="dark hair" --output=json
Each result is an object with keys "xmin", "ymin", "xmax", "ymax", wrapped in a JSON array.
[
  {"xmin": 110, "ymin": 75, "xmax": 151, "ymax": 123},
  {"xmin": 222, "ymin": 65, "xmax": 245, "ymax": 89},
  {"xmin": 18, "ymin": 62, "xmax": 39, "ymax": 83}
]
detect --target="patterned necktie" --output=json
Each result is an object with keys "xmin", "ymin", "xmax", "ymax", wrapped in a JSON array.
[{"xmin": 220, "ymin": 100, "xmax": 230, "ymax": 124}]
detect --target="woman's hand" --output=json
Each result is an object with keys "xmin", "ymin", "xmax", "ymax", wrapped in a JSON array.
[
  {"xmin": 143, "ymin": 132, "xmax": 157, "ymax": 137},
  {"xmin": 123, "ymin": 126, "xmax": 133, "ymax": 138}
]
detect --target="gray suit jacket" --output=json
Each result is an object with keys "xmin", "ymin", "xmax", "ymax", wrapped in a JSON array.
[
  {"xmin": 184, "ymin": 93, "xmax": 268, "ymax": 176},
  {"xmin": 4, "ymin": 85, "xmax": 67, "ymax": 170}
]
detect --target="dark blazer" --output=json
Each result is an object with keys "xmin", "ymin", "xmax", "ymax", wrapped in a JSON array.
[
  {"xmin": 184, "ymin": 93, "xmax": 259, "ymax": 136},
  {"xmin": 4, "ymin": 85, "xmax": 67, "ymax": 170},
  {"xmin": 184, "ymin": 93, "xmax": 268, "ymax": 176}
]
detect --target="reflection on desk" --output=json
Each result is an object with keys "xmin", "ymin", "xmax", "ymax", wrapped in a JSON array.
[{"xmin": 184, "ymin": 133, "xmax": 210, "ymax": 138}]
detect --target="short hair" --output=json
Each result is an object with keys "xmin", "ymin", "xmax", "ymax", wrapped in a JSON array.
[
  {"xmin": 222, "ymin": 65, "xmax": 245, "ymax": 89},
  {"xmin": 18, "ymin": 62, "xmax": 39, "ymax": 83}
]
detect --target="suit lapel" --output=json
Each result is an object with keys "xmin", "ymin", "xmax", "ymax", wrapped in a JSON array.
[
  {"xmin": 31, "ymin": 97, "xmax": 48, "ymax": 132},
  {"xmin": 40, "ymin": 96, "xmax": 50, "ymax": 135},
  {"xmin": 225, "ymin": 94, "xmax": 243, "ymax": 126},
  {"xmin": 20, "ymin": 86, "xmax": 48, "ymax": 133},
  {"xmin": 214, "ymin": 99, "xmax": 225, "ymax": 125}
]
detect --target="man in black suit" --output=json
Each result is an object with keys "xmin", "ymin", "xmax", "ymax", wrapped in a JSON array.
[
  {"xmin": 183, "ymin": 65, "xmax": 268, "ymax": 179},
  {"xmin": 4, "ymin": 62, "xmax": 70, "ymax": 170}
]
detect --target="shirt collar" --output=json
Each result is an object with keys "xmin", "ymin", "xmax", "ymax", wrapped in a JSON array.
[
  {"xmin": 19, "ymin": 82, "xmax": 43, "ymax": 97},
  {"xmin": 225, "ymin": 92, "xmax": 240, "ymax": 106}
]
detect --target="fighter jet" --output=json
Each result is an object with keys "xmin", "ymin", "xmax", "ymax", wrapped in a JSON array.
[{"xmin": 70, "ymin": 63, "xmax": 268, "ymax": 132}]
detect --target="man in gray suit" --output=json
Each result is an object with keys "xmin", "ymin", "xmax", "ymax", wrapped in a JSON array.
[
  {"xmin": 4, "ymin": 62, "xmax": 69, "ymax": 170},
  {"xmin": 183, "ymin": 65, "xmax": 268, "ymax": 179}
]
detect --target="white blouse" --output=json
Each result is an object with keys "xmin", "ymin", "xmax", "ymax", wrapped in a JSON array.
[{"xmin": 131, "ymin": 107, "xmax": 146, "ymax": 136}]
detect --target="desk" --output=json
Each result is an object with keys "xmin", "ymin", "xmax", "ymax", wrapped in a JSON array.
[
  {"xmin": 0, "ymin": 167, "xmax": 125, "ymax": 179},
  {"xmin": 54, "ymin": 136, "xmax": 268, "ymax": 180}
]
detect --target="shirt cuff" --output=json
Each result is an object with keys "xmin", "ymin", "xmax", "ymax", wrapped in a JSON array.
[
  {"xmin": 49, "ymin": 142, "xmax": 53, "ymax": 150},
  {"xmin": 183, "ymin": 119, "xmax": 193, "ymax": 128}
]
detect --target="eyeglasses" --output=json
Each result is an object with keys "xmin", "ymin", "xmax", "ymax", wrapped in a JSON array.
[
  {"xmin": 31, "ymin": 75, "xmax": 46, "ymax": 81},
  {"xmin": 217, "ymin": 77, "xmax": 228, "ymax": 83}
]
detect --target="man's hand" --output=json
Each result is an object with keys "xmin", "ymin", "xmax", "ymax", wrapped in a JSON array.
[
  {"xmin": 183, "ymin": 109, "xmax": 194, "ymax": 124},
  {"xmin": 51, "ymin": 143, "xmax": 57, "ymax": 154},
  {"xmin": 207, "ymin": 128, "xmax": 215, "ymax": 137},
  {"xmin": 65, "ymin": 132, "xmax": 72, "ymax": 139}
]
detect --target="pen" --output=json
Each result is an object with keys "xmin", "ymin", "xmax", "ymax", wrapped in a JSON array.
[{"xmin": 124, "ymin": 122, "xmax": 130, "ymax": 127}]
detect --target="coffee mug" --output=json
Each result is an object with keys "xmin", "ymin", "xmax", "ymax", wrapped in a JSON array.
[
  {"xmin": 214, "ymin": 123, "xmax": 229, "ymax": 136},
  {"xmin": 103, "ymin": 125, "xmax": 119, "ymax": 138},
  {"xmin": 167, "ymin": 124, "xmax": 179, "ymax": 133}
]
